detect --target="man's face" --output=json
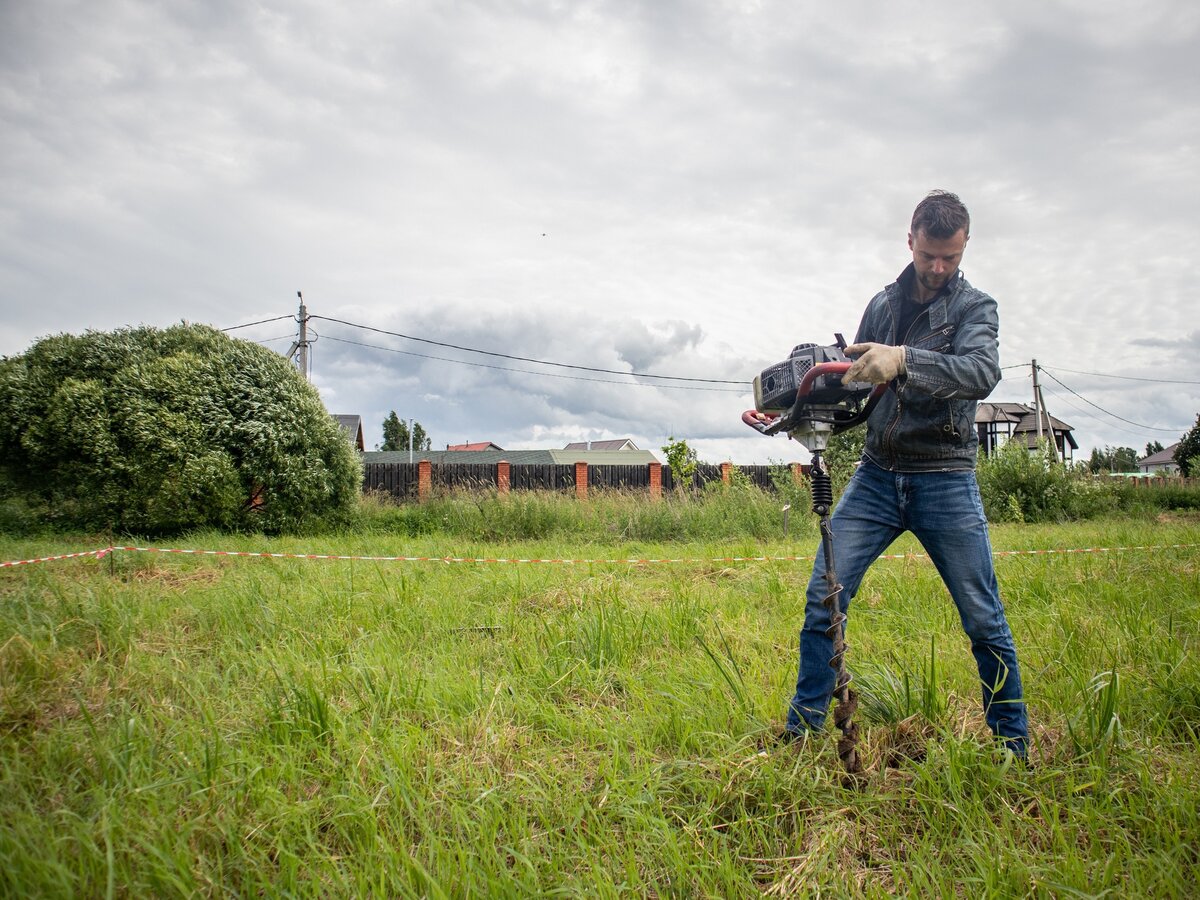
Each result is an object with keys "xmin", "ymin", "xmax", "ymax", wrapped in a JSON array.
[{"xmin": 908, "ymin": 228, "xmax": 968, "ymax": 301}]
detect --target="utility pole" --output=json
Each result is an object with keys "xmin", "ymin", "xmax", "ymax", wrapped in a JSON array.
[
  {"xmin": 1031, "ymin": 359, "xmax": 1043, "ymax": 447},
  {"xmin": 286, "ymin": 292, "xmax": 311, "ymax": 378},
  {"xmin": 1031, "ymin": 360, "xmax": 1058, "ymax": 462},
  {"xmin": 296, "ymin": 292, "xmax": 309, "ymax": 379}
]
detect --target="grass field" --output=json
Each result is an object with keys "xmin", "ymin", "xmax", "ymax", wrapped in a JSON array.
[{"xmin": 1, "ymin": 509, "xmax": 1198, "ymax": 897}]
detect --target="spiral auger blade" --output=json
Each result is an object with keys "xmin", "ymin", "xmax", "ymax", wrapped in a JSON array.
[
  {"xmin": 824, "ymin": 590, "xmax": 862, "ymax": 778},
  {"xmin": 812, "ymin": 454, "xmax": 863, "ymax": 781}
]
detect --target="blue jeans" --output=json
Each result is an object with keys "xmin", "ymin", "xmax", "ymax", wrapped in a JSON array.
[{"xmin": 786, "ymin": 460, "xmax": 1028, "ymax": 753}]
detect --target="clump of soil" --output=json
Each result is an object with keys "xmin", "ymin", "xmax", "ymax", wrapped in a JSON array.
[{"xmin": 879, "ymin": 716, "xmax": 935, "ymax": 767}]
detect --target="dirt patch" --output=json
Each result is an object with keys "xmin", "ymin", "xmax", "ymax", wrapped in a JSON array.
[
  {"xmin": 878, "ymin": 716, "xmax": 935, "ymax": 767},
  {"xmin": 1156, "ymin": 510, "xmax": 1200, "ymax": 524},
  {"xmin": 125, "ymin": 565, "xmax": 225, "ymax": 589}
]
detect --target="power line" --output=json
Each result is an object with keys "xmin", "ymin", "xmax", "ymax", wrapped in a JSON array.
[
  {"xmin": 1037, "ymin": 366, "xmax": 1181, "ymax": 433},
  {"xmin": 220, "ymin": 315, "xmax": 295, "ymax": 332},
  {"xmin": 319, "ymin": 334, "xmax": 750, "ymax": 393},
  {"xmin": 1037, "ymin": 383, "xmax": 1157, "ymax": 443},
  {"xmin": 309, "ymin": 314, "xmax": 748, "ymax": 385},
  {"xmin": 1041, "ymin": 365, "xmax": 1200, "ymax": 386}
]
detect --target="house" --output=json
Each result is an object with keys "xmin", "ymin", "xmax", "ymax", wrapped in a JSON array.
[
  {"xmin": 332, "ymin": 414, "xmax": 365, "ymax": 452},
  {"xmin": 975, "ymin": 402, "xmax": 1078, "ymax": 464},
  {"xmin": 1138, "ymin": 442, "xmax": 1180, "ymax": 475},
  {"xmin": 563, "ymin": 438, "xmax": 640, "ymax": 452},
  {"xmin": 446, "ymin": 441, "xmax": 505, "ymax": 451}
]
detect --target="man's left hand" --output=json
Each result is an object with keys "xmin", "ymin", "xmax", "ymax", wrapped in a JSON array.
[{"xmin": 843, "ymin": 343, "xmax": 906, "ymax": 384}]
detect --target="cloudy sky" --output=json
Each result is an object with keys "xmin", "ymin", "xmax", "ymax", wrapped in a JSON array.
[{"xmin": 2, "ymin": 0, "xmax": 1198, "ymax": 465}]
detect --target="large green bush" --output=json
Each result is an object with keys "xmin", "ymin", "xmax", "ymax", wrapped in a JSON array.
[
  {"xmin": 0, "ymin": 324, "xmax": 361, "ymax": 534},
  {"xmin": 976, "ymin": 440, "xmax": 1122, "ymax": 523}
]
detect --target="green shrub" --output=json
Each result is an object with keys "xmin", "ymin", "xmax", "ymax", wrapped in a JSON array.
[
  {"xmin": 0, "ymin": 324, "xmax": 361, "ymax": 535},
  {"xmin": 1134, "ymin": 484, "xmax": 1200, "ymax": 511},
  {"xmin": 976, "ymin": 440, "xmax": 1123, "ymax": 523}
]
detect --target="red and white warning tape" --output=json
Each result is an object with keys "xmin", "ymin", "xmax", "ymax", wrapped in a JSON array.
[
  {"xmin": 0, "ymin": 548, "xmax": 113, "ymax": 568},
  {"xmin": 2, "ymin": 543, "xmax": 1198, "ymax": 569}
]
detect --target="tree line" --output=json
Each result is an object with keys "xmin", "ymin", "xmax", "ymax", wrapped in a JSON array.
[{"xmin": 1086, "ymin": 430, "xmax": 1200, "ymax": 476}]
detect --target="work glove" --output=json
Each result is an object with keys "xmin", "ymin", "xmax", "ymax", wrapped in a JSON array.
[{"xmin": 843, "ymin": 342, "xmax": 906, "ymax": 384}]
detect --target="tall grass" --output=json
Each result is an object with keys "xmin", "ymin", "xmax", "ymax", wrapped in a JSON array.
[
  {"xmin": 0, "ymin": 511, "xmax": 1198, "ymax": 895},
  {"xmin": 355, "ymin": 480, "xmax": 812, "ymax": 543}
]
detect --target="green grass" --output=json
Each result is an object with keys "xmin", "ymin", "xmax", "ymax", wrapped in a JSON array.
[{"xmin": 1, "ymin": 507, "xmax": 1198, "ymax": 896}]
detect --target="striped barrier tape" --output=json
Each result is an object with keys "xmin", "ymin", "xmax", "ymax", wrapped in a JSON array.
[
  {"xmin": 3, "ymin": 543, "xmax": 1198, "ymax": 569},
  {"xmin": 0, "ymin": 548, "xmax": 113, "ymax": 567}
]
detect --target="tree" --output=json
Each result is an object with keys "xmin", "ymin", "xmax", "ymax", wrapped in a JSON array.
[
  {"xmin": 0, "ymin": 324, "xmax": 361, "ymax": 534},
  {"xmin": 380, "ymin": 412, "xmax": 404, "ymax": 451},
  {"xmin": 1145, "ymin": 441, "xmax": 1164, "ymax": 458},
  {"xmin": 661, "ymin": 436, "xmax": 698, "ymax": 488},
  {"xmin": 817, "ymin": 425, "xmax": 867, "ymax": 494},
  {"xmin": 1087, "ymin": 445, "xmax": 1138, "ymax": 474},
  {"xmin": 1175, "ymin": 414, "xmax": 1200, "ymax": 477},
  {"xmin": 379, "ymin": 412, "xmax": 431, "ymax": 452},
  {"xmin": 1110, "ymin": 446, "xmax": 1139, "ymax": 472}
]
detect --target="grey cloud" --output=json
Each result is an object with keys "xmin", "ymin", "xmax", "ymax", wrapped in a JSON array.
[
  {"xmin": 2, "ymin": 1, "xmax": 1197, "ymax": 465},
  {"xmin": 613, "ymin": 320, "xmax": 705, "ymax": 372},
  {"xmin": 1129, "ymin": 331, "xmax": 1200, "ymax": 354}
]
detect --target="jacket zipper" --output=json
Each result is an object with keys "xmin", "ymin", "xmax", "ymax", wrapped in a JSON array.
[
  {"xmin": 883, "ymin": 318, "xmax": 955, "ymax": 467},
  {"xmin": 884, "ymin": 395, "xmax": 903, "ymax": 468}
]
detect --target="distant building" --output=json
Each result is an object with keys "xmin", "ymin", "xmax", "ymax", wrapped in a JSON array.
[
  {"xmin": 332, "ymin": 414, "xmax": 365, "ymax": 452},
  {"xmin": 563, "ymin": 438, "xmax": 640, "ymax": 452},
  {"xmin": 1138, "ymin": 442, "xmax": 1180, "ymax": 475},
  {"xmin": 975, "ymin": 402, "xmax": 1077, "ymax": 463},
  {"xmin": 445, "ymin": 441, "xmax": 505, "ymax": 451}
]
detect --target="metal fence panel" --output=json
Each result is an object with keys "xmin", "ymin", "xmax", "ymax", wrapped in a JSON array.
[
  {"xmin": 511, "ymin": 464, "xmax": 576, "ymax": 491},
  {"xmin": 363, "ymin": 463, "xmax": 419, "ymax": 500},
  {"xmin": 433, "ymin": 463, "xmax": 495, "ymax": 491},
  {"xmin": 589, "ymin": 464, "xmax": 651, "ymax": 490},
  {"xmin": 362, "ymin": 461, "xmax": 801, "ymax": 500}
]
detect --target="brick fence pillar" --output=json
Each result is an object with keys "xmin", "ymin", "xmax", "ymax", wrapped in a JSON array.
[
  {"xmin": 648, "ymin": 461, "xmax": 662, "ymax": 501},
  {"xmin": 721, "ymin": 461, "xmax": 733, "ymax": 484},
  {"xmin": 496, "ymin": 460, "xmax": 510, "ymax": 496},
  {"xmin": 792, "ymin": 462, "xmax": 805, "ymax": 485},
  {"xmin": 575, "ymin": 461, "xmax": 589, "ymax": 501},
  {"xmin": 418, "ymin": 459, "xmax": 432, "ymax": 503}
]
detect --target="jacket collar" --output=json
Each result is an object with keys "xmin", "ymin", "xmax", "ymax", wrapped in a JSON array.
[{"xmin": 893, "ymin": 263, "xmax": 963, "ymax": 331}]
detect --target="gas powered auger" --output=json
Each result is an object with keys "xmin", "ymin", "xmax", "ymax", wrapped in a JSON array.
[{"xmin": 743, "ymin": 337, "xmax": 886, "ymax": 777}]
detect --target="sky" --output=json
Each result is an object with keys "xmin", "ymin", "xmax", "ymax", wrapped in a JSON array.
[{"xmin": 2, "ymin": 0, "xmax": 1198, "ymax": 466}]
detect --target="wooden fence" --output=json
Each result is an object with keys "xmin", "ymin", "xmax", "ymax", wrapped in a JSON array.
[{"xmin": 363, "ymin": 461, "xmax": 804, "ymax": 502}]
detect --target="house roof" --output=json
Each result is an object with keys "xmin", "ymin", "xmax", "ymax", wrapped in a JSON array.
[
  {"xmin": 446, "ymin": 441, "xmax": 504, "ymax": 451},
  {"xmin": 975, "ymin": 402, "xmax": 1026, "ymax": 425},
  {"xmin": 1138, "ymin": 442, "xmax": 1180, "ymax": 467},
  {"xmin": 332, "ymin": 414, "xmax": 364, "ymax": 451},
  {"xmin": 364, "ymin": 448, "xmax": 661, "ymax": 466},
  {"xmin": 563, "ymin": 438, "xmax": 639, "ymax": 451},
  {"xmin": 976, "ymin": 402, "xmax": 1078, "ymax": 449}
]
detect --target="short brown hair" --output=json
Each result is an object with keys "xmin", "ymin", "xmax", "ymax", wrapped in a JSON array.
[{"xmin": 911, "ymin": 190, "xmax": 970, "ymax": 240}]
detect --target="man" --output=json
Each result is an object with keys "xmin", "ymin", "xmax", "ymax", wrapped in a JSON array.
[{"xmin": 784, "ymin": 190, "xmax": 1029, "ymax": 758}]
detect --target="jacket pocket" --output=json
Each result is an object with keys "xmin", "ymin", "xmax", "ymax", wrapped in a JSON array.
[
  {"xmin": 939, "ymin": 400, "xmax": 973, "ymax": 447},
  {"xmin": 911, "ymin": 324, "xmax": 956, "ymax": 353}
]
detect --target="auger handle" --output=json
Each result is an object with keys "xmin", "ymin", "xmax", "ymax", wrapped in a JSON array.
[
  {"xmin": 741, "ymin": 409, "xmax": 777, "ymax": 433},
  {"xmin": 796, "ymin": 361, "xmax": 853, "ymax": 398}
]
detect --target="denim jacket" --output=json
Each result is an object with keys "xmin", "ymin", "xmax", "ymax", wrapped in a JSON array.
[{"xmin": 856, "ymin": 264, "xmax": 1000, "ymax": 472}]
